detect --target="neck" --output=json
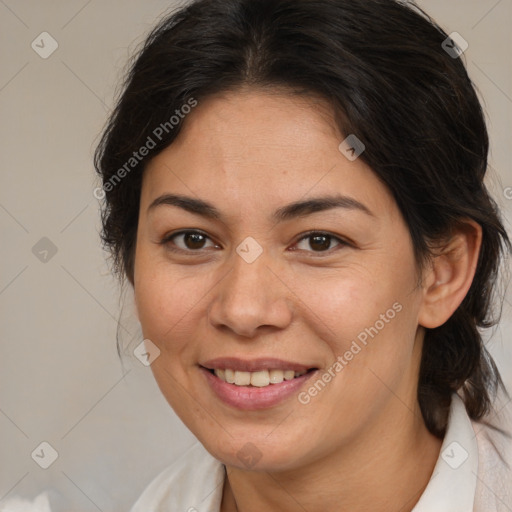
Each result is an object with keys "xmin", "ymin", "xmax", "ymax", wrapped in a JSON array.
[{"xmin": 221, "ymin": 400, "xmax": 442, "ymax": 512}]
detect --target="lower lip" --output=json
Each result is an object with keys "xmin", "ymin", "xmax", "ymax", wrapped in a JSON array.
[{"xmin": 200, "ymin": 367, "xmax": 317, "ymax": 410}]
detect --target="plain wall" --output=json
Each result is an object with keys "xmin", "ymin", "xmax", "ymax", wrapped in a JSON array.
[{"xmin": 1, "ymin": 1, "xmax": 511, "ymax": 510}]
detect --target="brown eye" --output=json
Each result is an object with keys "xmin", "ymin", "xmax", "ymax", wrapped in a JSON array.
[
  {"xmin": 294, "ymin": 232, "xmax": 347, "ymax": 253},
  {"xmin": 309, "ymin": 234, "xmax": 332, "ymax": 251},
  {"xmin": 162, "ymin": 230, "xmax": 218, "ymax": 252},
  {"xmin": 183, "ymin": 232, "xmax": 207, "ymax": 249}
]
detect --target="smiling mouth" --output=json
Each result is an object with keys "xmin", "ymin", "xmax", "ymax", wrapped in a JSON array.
[{"xmin": 205, "ymin": 368, "xmax": 317, "ymax": 387}]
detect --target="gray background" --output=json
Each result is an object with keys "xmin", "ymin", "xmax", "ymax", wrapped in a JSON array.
[{"xmin": 0, "ymin": 1, "xmax": 511, "ymax": 510}]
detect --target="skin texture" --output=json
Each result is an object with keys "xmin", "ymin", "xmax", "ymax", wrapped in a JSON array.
[{"xmin": 133, "ymin": 87, "xmax": 482, "ymax": 511}]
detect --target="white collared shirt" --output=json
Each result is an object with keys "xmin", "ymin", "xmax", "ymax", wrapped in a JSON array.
[{"xmin": 131, "ymin": 394, "xmax": 512, "ymax": 511}]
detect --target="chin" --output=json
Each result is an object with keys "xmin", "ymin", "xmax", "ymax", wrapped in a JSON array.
[{"xmin": 197, "ymin": 431, "xmax": 310, "ymax": 472}]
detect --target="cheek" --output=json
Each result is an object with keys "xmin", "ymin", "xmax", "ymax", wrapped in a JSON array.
[
  {"xmin": 297, "ymin": 273, "xmax": 420, "ymax": 418},
  {"xmin": 290, "ymin": 250, "xmax": 421, "ymax": 391},
  {"xmin": 293, "ymin": 262, "xmax": 412, "ymax": 339},
  {"xmin": 134, "ymin": 251, "xmax": 206, "ymax": 355}
]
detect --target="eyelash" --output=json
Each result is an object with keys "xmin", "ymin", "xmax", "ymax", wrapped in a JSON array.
[{"xmin": 159, "ymin": 230, "xmax": 350, "ymax": 256}]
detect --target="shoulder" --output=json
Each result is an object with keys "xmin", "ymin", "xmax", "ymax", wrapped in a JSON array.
[
  {"xmin": 472, "ymin": 417, "xmax": 512, "ymax": 512},
  {"xmin": 130, "ymin": 441, "xmax": 225, "ymax": 512}
]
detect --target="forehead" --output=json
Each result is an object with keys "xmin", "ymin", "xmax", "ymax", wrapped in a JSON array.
[{"xmin": 141, "ymin": 88, "xmax": 395, "ymax": 220}]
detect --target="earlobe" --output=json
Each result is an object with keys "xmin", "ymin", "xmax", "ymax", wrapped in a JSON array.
[{"xmin": 418, "ymin": 220, "xmax": 482, "ymax": 329}]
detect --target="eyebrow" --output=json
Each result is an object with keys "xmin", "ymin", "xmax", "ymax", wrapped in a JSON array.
[{"xmin": 147, "ymin": 193, "xmax": 374, "ymax": 222}]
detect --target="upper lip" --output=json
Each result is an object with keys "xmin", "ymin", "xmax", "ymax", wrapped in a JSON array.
[{"xmin": 200, "ymin": 357, "xmax": 315, "ymax": 373}]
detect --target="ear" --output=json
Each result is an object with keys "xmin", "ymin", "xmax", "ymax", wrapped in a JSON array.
[{"xmin": 418, "ymin": 220, "xmax": 482, "ymax": 329}]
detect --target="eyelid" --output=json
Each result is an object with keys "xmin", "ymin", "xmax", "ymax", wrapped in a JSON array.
[
  {"xmin": 160, "ymin": 229, "xmax": 220, "ymax": 252},
  {"xmin": 292, "ymin": 230, "xmax": 351, "ymax": 253},
  {"xmin": 161, "ymin": 229, "xmax": 351, "ymax": 255}
]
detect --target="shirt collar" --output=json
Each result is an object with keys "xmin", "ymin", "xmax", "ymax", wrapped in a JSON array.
[{"xmin": 412, "ymin": 393, "xmax": 478, "ymax": 512}]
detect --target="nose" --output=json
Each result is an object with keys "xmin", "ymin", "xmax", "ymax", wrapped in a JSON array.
[{"xmin": 207, "ymin": 251, "xmax": 293, "ymax": 338}]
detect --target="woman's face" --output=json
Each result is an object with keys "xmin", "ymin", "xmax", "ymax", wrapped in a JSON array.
[{"xmin": 134, "ymin": 88, "xmax": 427, "ymax": 471}]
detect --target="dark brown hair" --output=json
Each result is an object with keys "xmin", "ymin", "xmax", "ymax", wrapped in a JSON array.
[{"xmin": 94, "ymin": 0, "xmax": 510, "ymax": 437}]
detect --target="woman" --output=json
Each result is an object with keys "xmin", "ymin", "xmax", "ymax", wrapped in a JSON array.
[{"xmin": 94, "ymin": 0, "xmax": 511, "ymax": 510}]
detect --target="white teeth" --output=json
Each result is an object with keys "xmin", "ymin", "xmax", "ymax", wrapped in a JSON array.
[
  {"xmin": 225, "ymin": 369, "xmax": 235, "ymax": 384},
  {"xmin": 250, "ymin": 370, "xmax": 270, "ymax": 387},
  {"xmin": 269, "ymin": 369, "xmax": 284, "ymax": 384},
  {"xmin": 213, "ymin": 368, "xmax": 308, "ymax": 387},
  {"xmin": 234, "ymin": 371, "xmax": 251, "ymax": 386}
]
